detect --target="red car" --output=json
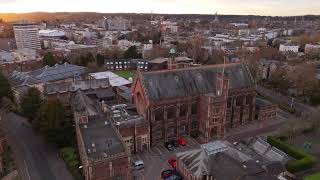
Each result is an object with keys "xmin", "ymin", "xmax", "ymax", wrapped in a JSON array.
[
  {"xmin": 178, "ymin": 137, "xmax": 186, "ymax": 146},
  {"xmin": 168, "ymin": 159, "xmax": 177, "ymax": 169}
]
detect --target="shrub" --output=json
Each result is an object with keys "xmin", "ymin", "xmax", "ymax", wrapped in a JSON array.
[{"xmin": 267, "ymin": 136, "xmax": 317, "ymax": 173}]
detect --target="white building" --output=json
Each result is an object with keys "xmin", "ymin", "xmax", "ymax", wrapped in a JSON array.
[
  {"xmin": 39, "ymin": 29, "xmax": 65, "ymax": 38},
  {"xmin": 238, "ymin": 29, "xmax": 250, "ymax": 36},
  {"xmin": 279, "ymin": 44, "xmax": 299, "ymax": 53},
  {"xmin": 106, "ymin": 17, "xmax": 130, "ymax": 31},
  {"xmin": 117, "ymin": 40, "xmax": 141, "ymax": 51},
  {"xmin": 305, "ymin": 44, "xmax": 320, "ymax": 54},
  {"xmin": 13, "ymin": 22, "xmax": 41, "ymax": 50}
]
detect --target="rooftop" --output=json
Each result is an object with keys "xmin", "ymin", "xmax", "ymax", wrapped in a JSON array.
[
  {"xmin": 107, "ymin": 103, "xmax": 146, "ymax": 127},
  {"xmin": 256, "ymin": 98, "xmax": 274, "ymax": 108},
  {"xmin": 9, "ymin": 63, "xmax": 87, "ymax": 87},
  {"xmin": 90, "ymin": 71, "xmax": 131, "ymax": 87},
  {"xmin": 176, "ymin": 140, "xmax": 287, "ymax": 180},
  {"xmin": 140, "ymin": 63, "xmax": 254, "ymax": 101},
  {"xmin": 45, "ymin": 78, "xmax": 110, "ymax": 95},
  {"xmin": 79, "ymin": 116, "xmax": 127, "ymax": 161}
]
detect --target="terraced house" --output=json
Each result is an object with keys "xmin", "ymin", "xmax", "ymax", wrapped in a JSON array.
[{"xmin": 132, "ymin": 63, "xmax": 257, "ymax": 145}]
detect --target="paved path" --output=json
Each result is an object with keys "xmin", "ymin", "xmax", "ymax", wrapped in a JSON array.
[
  {"xmin": 3, "ymin": 113, "xmax": 74, "ymax": 180},
  {"xmin": 257, "ymin": 86, "xmax": 317, "ymax": 116}
]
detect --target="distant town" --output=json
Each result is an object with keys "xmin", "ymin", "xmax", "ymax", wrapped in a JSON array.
[{"xmin": 0, "ymin": 12, "xmax": 319, "ymax": 180}]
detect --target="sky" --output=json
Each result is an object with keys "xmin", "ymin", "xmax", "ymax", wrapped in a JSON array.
[{"xmin": 0, "ymin": 0, "xmax": 319, "ymax": 16}]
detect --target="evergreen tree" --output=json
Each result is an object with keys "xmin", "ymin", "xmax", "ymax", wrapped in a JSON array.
[
  {"xmin": 34, "ymin": 99, "xmax": 74, "ymax": 147},
  {"xmin": 43, "ymin": 52, "xmax": 57, "ymax": 67},
  {"xmin": 20, "ymin": 87, "xmax": 42, "ymax": 121},
  {"xmin": 96, "ymin": 53, "xmax": 105, "ymax": 67},
  {"xmin": 123, "ymin": 46, "xmax": 142, "ymax": 59},
  {"xmin": 0, "ymin": 71, "xmax": 13, "ymax": 102}
]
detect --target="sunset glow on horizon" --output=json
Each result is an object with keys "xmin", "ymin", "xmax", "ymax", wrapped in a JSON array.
[{"xmin": 0, "ymin": 0, "xmax": 319, "ymax": 16}]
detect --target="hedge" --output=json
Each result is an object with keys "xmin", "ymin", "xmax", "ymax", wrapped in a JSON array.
[
  {"xmin": 304, "ymin": 172, "xmax": 320, "ymax": 180},
  {"xmin": 267, "ymin": 136, "xmax": 317, "ymax": 173}
]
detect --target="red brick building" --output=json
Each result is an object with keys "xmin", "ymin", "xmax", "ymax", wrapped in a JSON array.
[
  {"xmin": 0, "ymin": 59, "xmax": 43, "ymax": 76},
  {"xmin": 255, "ymin": 98, "xmax": 278, "ymax": 121},
  {"xmin": 75, "ymin": 118, "xmax": 132, "ymax": 180},
  {"xmin": 132, "ymin": 63, "xmax": 256, "ymax": 144},
  {"xmin": 104, "ymin": 103, "xmax": 150, "ymax": 153}
]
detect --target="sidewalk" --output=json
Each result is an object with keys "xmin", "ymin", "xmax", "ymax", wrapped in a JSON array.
[{"xmin": 225, "ymin": 116, "xmax": 286, "ymax": 142}]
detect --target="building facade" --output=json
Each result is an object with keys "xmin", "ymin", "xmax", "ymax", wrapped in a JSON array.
[
  {"xmin": 13, "ymin": 23, "xmax": 41, "ymax": 50},
  {"xmin": 132, "ymin": 63, "xmax": 256, "ymax": 145}
]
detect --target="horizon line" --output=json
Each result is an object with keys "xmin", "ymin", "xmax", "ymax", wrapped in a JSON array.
[{"xmin": 0, "ymin": 11, "xmax": 319, "ymax": 18}]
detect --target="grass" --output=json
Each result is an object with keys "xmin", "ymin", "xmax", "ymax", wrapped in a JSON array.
[
  {"xmin": 114, "ymin": 70, "xmax": 136, "ymax": 80},
  {"xmin": 303, "ymin": 172, "xmax": 320, "ymax": 180},
  {"xmin": 60, "ymin": 147, "xmax": 83, "ymax": 180}
]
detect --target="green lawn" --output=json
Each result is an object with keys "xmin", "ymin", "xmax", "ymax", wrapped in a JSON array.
[
  {"xmin": 115, "ymin": 70, "xmax": 136, "ymax": 80},
  {"xmin": 304, "ymin": 172, "xmax": 320, "ymax": 180}
]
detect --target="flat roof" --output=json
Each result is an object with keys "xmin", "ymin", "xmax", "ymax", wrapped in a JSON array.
[
  {"xmin": 90, "ymin": 71, "xmax": 131, "ymax": 87},
  {"xmin": 79, "ymin": 116, "xmax": 126, "ymax": 160}
]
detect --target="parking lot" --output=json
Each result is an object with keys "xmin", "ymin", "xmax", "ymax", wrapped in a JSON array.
[{"xmin": 132, "ymin": 136, "xmax": 200, "ymax": 180}]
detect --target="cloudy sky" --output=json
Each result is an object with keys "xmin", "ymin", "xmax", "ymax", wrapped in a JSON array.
[{"xmin": 0, "ymin": 0, "xmax": 319, "ymax": 16}]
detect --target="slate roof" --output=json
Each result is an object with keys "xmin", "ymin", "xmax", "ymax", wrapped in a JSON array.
[
  {"xmin": 45, "ymin": 79, "xmax": 110, "ymax": 95},
  {"xmin": 176, "ymin": 141, "xmax": 282, "ymax": 180},
  {"xmin": 72, "ymin": 90, "xmax": 99, "ymax": 116},
  {"xmin": 140, "ymin": 63, "xmax": 254, "ymax": 101},
  {"xmin": 256, "ymin": 98, "xmax": 273, "ymax": 108},
  {"xmin": 9, "ymin": 63, "xmax": 87, "ymax": 87}
]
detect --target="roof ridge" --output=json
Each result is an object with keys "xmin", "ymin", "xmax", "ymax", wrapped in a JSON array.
[{"xmin": 141, "ymin": 63, "xmax": 241, "ymax": 75}]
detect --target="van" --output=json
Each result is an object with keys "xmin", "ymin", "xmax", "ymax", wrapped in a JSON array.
[{"xmin": 133, "ymin": 160, "xmax": 144, "ymax": 170}]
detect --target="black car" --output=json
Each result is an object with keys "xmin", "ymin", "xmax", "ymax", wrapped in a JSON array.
[
  {"xmin": 164, "ymin": 142, "xmax": 175, "ymax": 151},
  {"xmin": 161, "ymin": 169, "xmax": 176, "ymax": 179},
  {"xmin": 161, "ymin": 170, "xmax": 183, "ymax": 180},
  {"xmin": 169, "ymin": 140, "xmax": 179, "ymax": 148},
  {"xmin": 165, "ymin": 174, "xmax": 183, "ymax": 180}
]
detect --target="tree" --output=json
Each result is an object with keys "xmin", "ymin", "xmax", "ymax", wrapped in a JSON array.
[
  {"xmin": 20, "ymin": 87, "xmax": 42, "ymax": 121},
  {"xmin": 0, "ymin": 97, "xmax": 12, "ymax": 121},
  {"xmin": 78, "ymin": 52, "xmax": 95, "ymax": 67},
  {"xmin": 288, "ymin": 64, "xmax": 318, "ymax": 98},
  {"xmin": 0, "ymin": 71, "xmax": 13, "ymax": 102},
  {"xmin": 269, "ymin": 69, "xmax": 291, "ymax": 93},
  {"xmin": 123, "ymin": 46, "xmax": 142, "ymax": 59},
  {"xmin": 43, "ymin": 52, "xmax": 57, "ymax": 67},
  {"xmin": 96, "ymin": 53, "xmax": 105, "ymax": 67},
  {"xmin": 187, "ymin": 35, "xmax": 205, "ymax": 63},
  {"xmin": 34, "ymin": 99, "xmax": 74, "ymax": 147}
]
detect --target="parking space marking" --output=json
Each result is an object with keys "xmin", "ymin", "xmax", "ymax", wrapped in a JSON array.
[{"xmin": 154, "ymin": 146, "xmax": 162, "ymax": 155}]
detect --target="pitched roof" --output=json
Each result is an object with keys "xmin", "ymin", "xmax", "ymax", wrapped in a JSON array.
[
  {"xmin": 9, "ymin": 63, "xmax": 87, "ymax": 87},
  {"xmin": 72, "ymin": 90, "xmax": 99, "ymax": 117},
  {"xmin": 140, "ymin": 63, "xmax": 254, "ymax": 101}
]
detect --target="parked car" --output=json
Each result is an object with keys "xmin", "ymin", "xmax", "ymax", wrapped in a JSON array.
[
  {"xmin": 161, "ymin": 170, "xmax": 176, "ymax": 179},
  {"xmin": 178, "ymin": 137, "xmax": 186, "ymax": 146},
  {"xmin": 132, "ymin": 160, "xmax": 144, "ymax": 170},
  {"xmin": 169, "ymin": 140, "xmax": 179, "ymax": 148},
  {"xmin": 165, "ymin": 174, "xmax": 183, "ymax": 180},
  {"xmin": 168, "ymin": 159, "xmax": 177, "ymax": 169},
  {"xmin": 165, "ymin": 142, "xmax": 176, "ymax": 151}
]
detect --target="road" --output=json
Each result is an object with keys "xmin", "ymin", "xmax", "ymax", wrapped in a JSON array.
[
  {"xmin": 257, "ymin": 86, "xmax": 317, "ymax": 116},
  {"xmin": 3, "ymin": 113, "xmax": 74, "ymax": 180}
]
